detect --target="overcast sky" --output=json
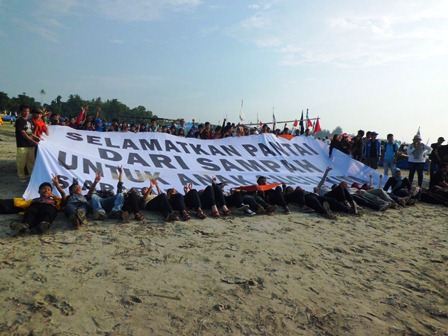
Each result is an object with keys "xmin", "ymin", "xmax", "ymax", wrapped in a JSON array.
[{"xmin": 1, "ymin": 0, "xmax": 447, "ymax": 142}]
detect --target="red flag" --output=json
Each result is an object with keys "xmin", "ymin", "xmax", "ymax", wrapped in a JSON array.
[
  {"xmin": 293, "ymin": 119, "xmax": 298, "ymax": 127},
  {"xmin": 313, "ymin": 117, "xmax": 321, "ymax": 134},
  {"xmin": 259, "ymin": 120, "xmax": 262, "ymax": 127}
]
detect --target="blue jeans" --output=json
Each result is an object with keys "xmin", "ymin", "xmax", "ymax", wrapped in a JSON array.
[
  {"xmin": 64, "ymin": 194, "xmax": 90, "ymax": 217},
  {"xmin": 383, "ymin": 159, "xmax": 396, "ymax": 176},
  {"xmin": 90, "ymin": 193, "xmax": 124, "ymax": 213},
  {"xmin": 65, "ymin": 201, "xmax": 89, "ymax": 217}
]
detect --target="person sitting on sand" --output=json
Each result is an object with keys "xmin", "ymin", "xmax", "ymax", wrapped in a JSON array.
[
  {"xmin": 10, "ymin": 175, "xmax": 66, "ymax": 234},
  {"xmin": 421, "ymin": 163, "xmax": 448, "ymax": 206},
  {"xmin": 383, "ymin": 168, "xmax": 412, "ymax": 203}
]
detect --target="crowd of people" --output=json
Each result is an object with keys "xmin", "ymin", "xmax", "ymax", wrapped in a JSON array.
[{"xmin": 4, "ymin": 104, "xmax": 448, "ymax": 235}]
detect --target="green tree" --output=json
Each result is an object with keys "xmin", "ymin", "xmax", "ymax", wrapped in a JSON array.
[
  {"xmin": 49, "ymin": 95, "xmax": 63, "ymax": 115},
  {"xmin": 9, "ymin": 93, "xmax": 37, "ymax": 112},
  {"xmin": 102, "ymin": 99, "xmax": 130, "ymax": 122},
  {"xmin": 63, "ymin": 94, "xmax": 85, "ymax": 117},
  {"xmin": 0, "ymin": 92, "xmax": 10, "ymax": 113}
]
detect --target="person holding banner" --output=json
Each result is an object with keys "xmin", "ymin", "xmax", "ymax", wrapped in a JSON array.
[{"xmin": 15, "ymin": 105, "xmax": 38, "ymax": 182}]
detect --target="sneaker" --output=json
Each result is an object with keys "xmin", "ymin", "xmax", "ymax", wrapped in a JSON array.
[
  {"xmin": 10, "ymin": 221, "xmax": 29, "ymax": 234},
  {"xmin": 322, "ymin": 202, "xmax": 337, "ymax": 219},
  {"xmin": 266, "ymin": 205, "xmax": 277, "ymax": 214},
  {"xmin": 69, "ymin": 214, "xmax": 81, "ymax": 230},
  {"xmin": 283, "ymin": 206, "xmax": 291, "ymax": 214},
  {"xmin": 324, "ymin": 212, "xmax": 338, "ymax": 220},
  {"xmin": 379, "ymin": 203, "xmax": 389, "ymax": 211},
  {"xmin": 76, "ymin": 208, "xmax": 88, "ymax": 226},
  {"xmin": 36, "ymin": 221, "xmax": 51, "ymax": 234},
  {"xmin": 299, "ymin": 205, "xmax": 314, "ymax": 213},
  {"xmin": 389, "ymin": 202, "xmax": 399, "ymax": 209},
  {"xmin": 407, "ymin": 198, "xmax": 417, "ymax": 206},
  {"xmin": 93, "ymin": 211, "xmax": 107, "ymax": 220},
  {"xmin": 237, "ymin": 204, "xmax": 250, "ymax": 212},
  {"xmin": 244, "ymin": 209, "xmax": 256, "ymax": 216},
  {"xmin": 120, "ymin": 211, "xmax": 130, "ymax": 223}
]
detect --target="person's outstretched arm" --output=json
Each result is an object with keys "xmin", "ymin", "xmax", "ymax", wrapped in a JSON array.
[
  {"xmin": 86, "ymin": 172, "xmax": 101, "ymax": 199},
  {"xmin": 316, "ymin": 166, "xmax": 332, "ymax": 191}
]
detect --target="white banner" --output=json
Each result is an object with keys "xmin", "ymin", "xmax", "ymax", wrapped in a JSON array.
[{"xmin": 23, "ymin": 126, "xmax": 382, "ymax": 199}]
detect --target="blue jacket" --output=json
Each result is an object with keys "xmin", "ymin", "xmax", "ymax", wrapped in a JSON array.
[{"xmin": 363, "ymin": 139, "xmax": 380, "ymax": 158}]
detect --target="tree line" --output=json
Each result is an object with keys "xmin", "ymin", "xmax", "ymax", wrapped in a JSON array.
[{"xmin": 0, "ymin": 91, "xmax": 157, "ymax": 124}]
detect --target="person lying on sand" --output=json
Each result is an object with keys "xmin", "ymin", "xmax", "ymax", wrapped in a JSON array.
[{"xmin": 10, "ymin": 175, "xmax": 66, "ymax": 234}]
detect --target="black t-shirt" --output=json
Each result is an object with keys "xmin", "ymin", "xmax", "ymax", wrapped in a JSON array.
[
  {"xmin": 429, "ymin": 143, "xmax": 440, "ymax": 162},
  {"xmin": 15, "ymin": 117, "xmax": 35, "ymax": 147}
]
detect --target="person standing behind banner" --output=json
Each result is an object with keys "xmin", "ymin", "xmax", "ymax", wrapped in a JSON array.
[
  {"xmin": 381, "ymin": 133, "xmax": 398, "ymax": 176},
  {"xmin": 363, "ymin": 131, "xmax": 381, "ymax": 169},
  {"xmin": 31, "ymin": 108, "xmax": 49, "ymax": 139},
  {"xmin": 407, "ymin": 134, "xmax": 432, "ymax": 187},
  {"xmin": 329, "ymin": 134, "xmax": 341, "ymax": 157},
  {"xmin": 350, "ymin": 130, "xmax": 365, "ymax": 162},
  {"xmin": 429, "ymin": 137, "xmax": 445, "ymax": 179},
  {"xmin": 15, "ymin": 105, "xmax": 38, "ymax": 183}
]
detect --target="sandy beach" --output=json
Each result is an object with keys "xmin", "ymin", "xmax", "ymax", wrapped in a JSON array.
[{"xmin": 0, "ymin": 124, "xmax": 447, "ymax": 335}]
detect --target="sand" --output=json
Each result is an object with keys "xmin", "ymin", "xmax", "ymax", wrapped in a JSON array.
[{"xmin": 0, "ymin": 123, "xmax": 447, "ymax": 335}]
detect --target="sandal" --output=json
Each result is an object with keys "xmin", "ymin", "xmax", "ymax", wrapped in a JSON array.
[
  {"xmin": 222, "ymin": 209, "xmax": 231, "ymax": 216},
  {"xmin": 134, "ymin": 213, "xmax": 144, "ymax": 221},
  {"xmin": 166, "ymin": 212, "xmax": 180, "ymax": 222},
  {"xmin": 196, "ymin": 209, "xmax": 207, "ymax": 219},
  {"xmin": 211, "ymin": 210, "xmax": 220, "ymax": 218},
  {"xmin": 181, "ymin": 210, "xmax": 191, "ymax": 221}
]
